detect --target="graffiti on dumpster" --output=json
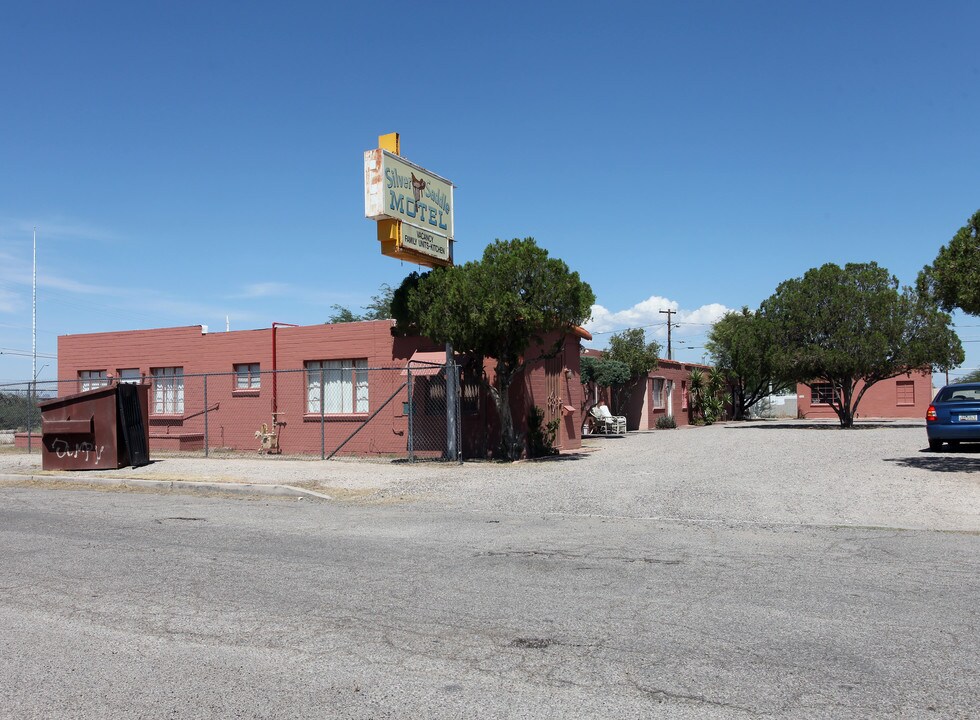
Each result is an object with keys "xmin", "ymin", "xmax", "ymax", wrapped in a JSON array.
[{"xmin": 51, "ymin": 438, "xmax": 106, "ymax": 465}]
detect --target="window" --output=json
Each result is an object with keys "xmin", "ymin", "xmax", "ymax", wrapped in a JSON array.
[
  {"xmin": 896, "ymin": 380, "xmax": 915, "ymax": 406},
  {"xmin": 811, "ymin": 383, "xmax": 834, "ymax": 405},
  {"xmin": 936, "ymin": 386, "xmax": 980, "ymax": 402},
  {"xmin": 306, "ymin": 359, "xmax": 368, "ymax": 414},
  {"xmin": 652, "ymin": 378, "xmax": 665, "ymax": 409},
  {"xmin": 234, "ymin": 363, "xmax": 260, "ymax": 390},
  {"xmin": 118, "ymin": 368, "xmax": 141, "ymax": 384},
  {"xmin": 152, "ymin": 367, "xmax": 184, "ymax": 414},
  {"xmin": 79, "ymin": 370, "xmax": 108, "ymax": 392},
  {"xmin": 682, "ymin": 381, "xmax": 688, "ymax": 410},
  {"xmin": 461, "ymin": 379, "xmax": 481, "ymax": 415}
]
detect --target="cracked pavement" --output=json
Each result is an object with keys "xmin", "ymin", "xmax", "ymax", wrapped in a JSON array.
[{"xmin": 1, "ymin": 422, "xmax": 978, "ymax": 718}]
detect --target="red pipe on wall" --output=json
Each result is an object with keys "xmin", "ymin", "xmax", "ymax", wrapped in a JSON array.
[{"xmin": 271, "ymin": 322, "xmax": 298, "ymax": 424}]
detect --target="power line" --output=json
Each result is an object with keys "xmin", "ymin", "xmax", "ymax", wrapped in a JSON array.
[{"xmin": 0, "ymin": 348, "xmax": 57, "ymax": 359}]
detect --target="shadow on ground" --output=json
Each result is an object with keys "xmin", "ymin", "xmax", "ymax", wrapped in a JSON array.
[
  {"xmin": 528, "ymin": 452, "xmax": 590, "ymax": 463},
  {"xmin": 726, "ymin": 422, "xmax": 924, "ymax": 431},
  {"xmin": 885, "ymin": 448, "xmax": 980, "ymax": 473}
]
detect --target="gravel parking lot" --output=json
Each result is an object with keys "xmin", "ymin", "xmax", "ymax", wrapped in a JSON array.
[
  {"xmin": 3, "ymin": 418, "xmax": 978, "ymax": 719},
  {"xmin": 3, "ymin": 418, "xmax": 978, "ymax": 531}
]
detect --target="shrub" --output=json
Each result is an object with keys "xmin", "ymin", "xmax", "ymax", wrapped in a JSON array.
[
  {"xmin": 527, "ymin": 406, "xmax": 560, "ymax": 457},
  {"xmin": 656, "ymin": 415, "xmax": 677, "ymax": 429}
]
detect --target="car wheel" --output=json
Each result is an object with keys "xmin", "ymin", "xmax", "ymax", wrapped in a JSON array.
[{"xmin": 929, "ymin": 439, "xmax": 943, "ymax": 451}]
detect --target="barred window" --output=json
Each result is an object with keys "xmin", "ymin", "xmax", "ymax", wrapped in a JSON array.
[
  {"xmin": 151, "ymin": 367, "xmax": 184, "ymax": 414},
  {"xmin": 79, "ymin": 370, "xmax": 108, "ymax": 392},
  {"xmin": 461, "ymin": 379, "xmax": 480, "ymax": 415},
  {"xmin": 117, "ymin": 368, "xmax": 141, "ymax": 384},
  {"xmin": 811, "ymin": 383, "xmax": 834, "ymax": 405},
  {"xmin": 306, "ymin": 360, "xmax": 368, "ymax": 414},
  {"xmin": 234, "ymin": 363, "xmax": 261, "ymax": 390},
  {"xmin": 652, "ymin": 378, "xmax": 665, "ymax": 409}
]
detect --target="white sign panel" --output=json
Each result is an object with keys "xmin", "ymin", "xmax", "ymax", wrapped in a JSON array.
[
  {"xmin": 401, "ymin": 224, "xmax": 450, "ymax": 262},
  {"xmin": 365, "ymin": 149, "xmax": 454, "ymax": 243}
]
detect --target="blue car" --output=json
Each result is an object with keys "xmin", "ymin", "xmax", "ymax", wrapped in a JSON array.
[{"xmin": 926, "ymin": 382, "xmax": 980, "ymax": 451}]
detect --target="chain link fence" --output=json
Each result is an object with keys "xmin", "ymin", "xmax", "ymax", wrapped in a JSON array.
[
  {"xmin": 0, "ymin": 366, "xmax": 462, "ymax": 462},
  {"xmin": 0, "ymin": 381, "xmax": 52, "ymax": 452}
]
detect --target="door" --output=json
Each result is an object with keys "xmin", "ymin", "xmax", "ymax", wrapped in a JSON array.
[
  {"xmin": 544, "ymin": 354, "xmax": 564, "ymax": 449},
  {"xmin": 666, "ymin": 380, "xmax": 674, "ymax": 417},
  {"xmin": 639, "ymin": 376, "xmax": 650, "ymax": 430}
]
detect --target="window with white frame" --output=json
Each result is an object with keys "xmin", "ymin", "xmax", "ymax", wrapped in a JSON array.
[
  {"xmin": 151, "ymin": 367, "xmax": 184, "ymax": 414},
  {"xmin": 652, "ymin": 378, "xmax": 665, "ymax": 409},
  {"xmin": 811, "ymin": 383, "xmax": 834, "ymax": 405},
  {"xmin": 117, "ymin": 368, "xmax": 141, "ymax": 384},
  {"xmin": 79, "ymin": 370, "xmax": 108, "ymax": 392},
  {"xmin": 306, "ymin": 359, "xmax": 368, "ymax": 414},
  {"xmin": 234, "ymin": 363, "xmax": 260, "ymax": 390}
]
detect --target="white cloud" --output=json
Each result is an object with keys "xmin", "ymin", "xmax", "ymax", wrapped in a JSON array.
[
  {"xmin": 235, "ymin": 282, "xmax": 293, "ymax": 299},
  {"xmin": 584, "ymin": 295, "xmax": 732, "ymax": 344},
  {"xmin": 0, "ymin": 289, "xmax": 19, "ymax": 314},
  {"xmin": 0, "ymin": 217, "xmax": 119, "ymax": 243}
]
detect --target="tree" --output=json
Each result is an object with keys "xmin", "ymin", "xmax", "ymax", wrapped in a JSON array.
[
  {"xmin": 917, "ymin": 210, "xmax": 980, "ymax": 315},
  {"xmin": 761, "ymin": 262, "xmax": 964, "ymax": 427},
  {"xmin": 688, "ymin": 367, "xmax": 727, "ymax": 424},
  {"xmin": 603, "ymin": 328, "xmax": 660, "ymax": 415},
  {"xmin": 392, "ymin": 238, "xmax": 595, "ymax": 460},
  {"xmin": 328, "ymin": 284, "xmax": 395, "ymax": 323},
  {"xmin": 706, "ymin": 307, "xmax": 791, "ymax": 420},
  {"xmin": 958, "ymin": 368, "xmax": 980, "ymax": 383},
  {"xmin": 580, "ymin": 355, "xmax": 631, "ymax": 414}
]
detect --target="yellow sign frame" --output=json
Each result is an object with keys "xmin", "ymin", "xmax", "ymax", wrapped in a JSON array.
[{"xmin": 367, "ymin": 133, "xmax": 454, "ymax": 268}]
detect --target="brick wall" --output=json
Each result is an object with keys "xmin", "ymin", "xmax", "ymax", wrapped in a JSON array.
[
  {"xmin": 56, "ymin": 322, "xmax": 584, "ymax": 458},
  {"xmin": 796, "ymin": 370, "xmax": 933, "ymax": 420}
]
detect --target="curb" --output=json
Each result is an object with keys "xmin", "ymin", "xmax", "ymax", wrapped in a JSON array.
[{"xmin": 0, "ymin": 473, "xmax": 332, "ymax": 501}]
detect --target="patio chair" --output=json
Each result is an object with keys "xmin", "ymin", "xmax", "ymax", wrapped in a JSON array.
[{"xmin": 589, "ymin": 404, "xmax": 627, "ymax": 435}]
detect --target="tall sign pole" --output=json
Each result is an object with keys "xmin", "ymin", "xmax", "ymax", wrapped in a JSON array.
[{"xmin": 365, "ymin": 134, "xmax": 459, "ymax": 461}]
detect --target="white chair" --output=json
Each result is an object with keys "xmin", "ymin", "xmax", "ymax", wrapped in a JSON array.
[{"xmin": 590, "ymin": 405, "xmax": 627, "ymax": 435}]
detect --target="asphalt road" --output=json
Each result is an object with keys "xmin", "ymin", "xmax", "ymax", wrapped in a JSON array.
[{"xmin": 2, "ymin": 481, "xmax": 978, "ymax": 719}]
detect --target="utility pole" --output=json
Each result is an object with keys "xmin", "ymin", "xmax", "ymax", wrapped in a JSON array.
[
  {"xmin": 659, "ymin": 309, "xmax": 676, "ymax": 360},
  {"xmin": 32, "ymin": 227, "xmax": 37, "ymax": 387}
]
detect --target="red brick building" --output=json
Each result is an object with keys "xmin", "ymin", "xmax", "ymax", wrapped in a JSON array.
[
  {"xmin": 580, "ymin": 349, "xmax": 711, "ymax": 430},
  {"xmin": 796, "ymin": 371, "xmax": 933, "ymax": 420},
  {"xmin": 52, "ymin": 321, "xmax": 588, "ymax": 458}
]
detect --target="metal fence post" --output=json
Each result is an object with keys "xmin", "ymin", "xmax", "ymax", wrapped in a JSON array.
[
  {"xmin": 445, "ymin": 344, "xmax": 458, "ymax": 462},
  {"xmin": 26, "ymin": 380, "xmax": 33, "ymax": 454},
  {"xmin": 203, "ymin": 375, "xmax": 209, "ymax": 458},
  {"xmin": 320, "ymin": 367, "xmax": 325, "ymax": 460},
  {"xmin": 453, "ymin": 362, "xmax": 462, "ymax": 464},
  {"xmin": 407, "ymin": 366, "xmax": 414, "ymax": 462}
]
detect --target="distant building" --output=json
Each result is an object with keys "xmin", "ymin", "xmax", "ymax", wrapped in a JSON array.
[
  {"xmin": 580, "ymin": 348, "xmax": 711, "ymax": 430},
  {"xmin": 796, "ymin": 371, "xmax": 932, "ymax": 420}
]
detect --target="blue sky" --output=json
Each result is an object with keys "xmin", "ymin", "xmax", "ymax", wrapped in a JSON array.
[{"xmin": 1, "ymin": 1, "xmax": 978, "ymax": 382}]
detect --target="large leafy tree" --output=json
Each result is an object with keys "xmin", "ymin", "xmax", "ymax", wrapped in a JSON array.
[
  {"xmin": 706, "ymin": 307, "xmax": 790, "ymax": 420},
  {"xmin": 392, "ymin": 238, "xmax": 595, "ymax": 459},
  {"xmin": 327, "ymin": 284, "xmax": 395, "ymax": 323},
  {"xmin": 580, "ymin": 355, "xmax": 631, "ymax": 412},
  {"xmin": 917, "ymin": 210, "xmax": 980, "ymax": 315},
  {"xmin": 761, "ymin": 262, "xmax": 963, "ymax": 427},
  {"xmin": 603, "ymin": 328, "xmax": 660, "ymax": 415}
]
